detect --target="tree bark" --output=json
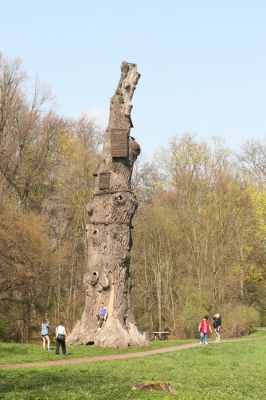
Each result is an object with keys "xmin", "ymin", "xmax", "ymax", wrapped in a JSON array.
[{"xmin": 68, "ymin": 62, "xmax": 146, "ymax": 347}]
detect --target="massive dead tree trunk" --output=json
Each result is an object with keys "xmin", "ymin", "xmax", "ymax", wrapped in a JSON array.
[{"xmin": 68, "ymin": 62, "xmax": 146, "ymax": 347}]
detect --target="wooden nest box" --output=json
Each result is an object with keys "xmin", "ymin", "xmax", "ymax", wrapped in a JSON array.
[
  {"xmin": 99, "ymin": 171, "xmax": 111, "ymax": 190},
  {"xmin": 111, "ymin": 128, "xmax": 129, "ymax": 158}
]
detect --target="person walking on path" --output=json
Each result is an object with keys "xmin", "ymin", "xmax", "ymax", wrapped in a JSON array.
[
  {"xmin": 213, "ymin": 313, "xmax": 222, "ymax": 342},
  {"xmin": 199, "ymin": 316, "xmax": 212, "ymax": 345},
  {"xmin": 55, "ymin": 321, "xmax": 67, "ymax": 355},
  {"xmin": 41, "ymin": 318, "xmax": 51, "ymax": 351}
]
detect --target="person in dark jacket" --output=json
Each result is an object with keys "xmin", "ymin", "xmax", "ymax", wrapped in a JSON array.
[{"xmin": 213, "ymin": 313, "xmax": 222, "ymax": 342}]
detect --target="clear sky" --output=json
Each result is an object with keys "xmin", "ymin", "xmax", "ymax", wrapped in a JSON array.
[{"xmin": 1, "ymin": 0, "xmax": 266, "ymax": 159}]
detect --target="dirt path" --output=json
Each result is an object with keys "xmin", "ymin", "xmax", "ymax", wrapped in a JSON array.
[
  {"xmin": 0, "ymin": 342, "xmax": 201, "ymax": 369},
  {"xmin": 0, "ymin": 337, "xmax": 262, "ymax": 370}
]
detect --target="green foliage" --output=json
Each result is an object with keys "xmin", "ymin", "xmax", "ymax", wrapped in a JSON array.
[
  {"xmin": 0, "ymin": 320, "xmax": 10, "ymax": 340},
  {"xmin": 178, "ymin": 283, "xmax": 209, "ymax": 338},
  {"xmin": 0, "ymin": 201, "xmax": 55, "ymax": 341},
  {"xmin": 132, "ymin": 135, "xmax": 266, "ymax": 336},
  {"xmin": 223, "ymin": 305, "xmax": 260, "ymax": 337}
]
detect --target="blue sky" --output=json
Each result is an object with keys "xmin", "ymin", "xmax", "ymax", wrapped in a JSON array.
[{"xmin": 1, "ymin": 0, "xmax": 266, "ymax": 159}]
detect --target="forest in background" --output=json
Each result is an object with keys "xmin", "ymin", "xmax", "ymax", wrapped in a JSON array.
[{"xmin": 0, "ymin": 54, "xmax": 265, "ymax": 342}]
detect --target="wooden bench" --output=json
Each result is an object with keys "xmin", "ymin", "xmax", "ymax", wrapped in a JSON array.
[{"xmin": 151, "ymin": 331, "xmax": 170, "ymax": 340}]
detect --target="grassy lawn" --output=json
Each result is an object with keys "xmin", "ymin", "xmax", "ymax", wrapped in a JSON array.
[
  {"xmin": 0, "ymin": 338, "xmax": 194, "ymax": 365},
  {"xmin": 0, "ymin": 329, "xmax": 264, "ymax": 365},
  {"xmin": 0, "ymin": 337, "xmax": 266, "ymax": 399}
]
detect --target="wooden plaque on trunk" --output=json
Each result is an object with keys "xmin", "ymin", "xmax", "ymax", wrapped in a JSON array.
[
  {"xmin": 111, "ymin": 129, "xmax": 129, "ymax": 158},
  {"xmin": 99, "ymin": 172, "xmax": 111, "ymax": 190}
]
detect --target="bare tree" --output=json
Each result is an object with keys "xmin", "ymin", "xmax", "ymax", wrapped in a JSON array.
[
  {"xmin": 238, "ymin": 139, "xmax": 266, "ymax": 188},
  {"xmin": 68, "ymin": 62, "xmax": 146, "ymax": 347},
  {"xmin": 0, "ymin": 54, "xmax": 58, "ymax": 208}
]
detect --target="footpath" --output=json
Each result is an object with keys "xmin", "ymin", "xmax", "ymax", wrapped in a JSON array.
[{"xmin": 0, "ymin": 337, "xmax": 263, "ymax": 370}]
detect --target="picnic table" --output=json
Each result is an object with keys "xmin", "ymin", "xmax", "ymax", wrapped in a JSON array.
[{"xmin": 151, "ymin": 331, "xmax": 170, "ymax": 340}]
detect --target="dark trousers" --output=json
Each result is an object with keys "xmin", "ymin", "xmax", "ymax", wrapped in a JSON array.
[{"xmin": 56, "ymin": 336, "xmax": 66, "ymax": 355}]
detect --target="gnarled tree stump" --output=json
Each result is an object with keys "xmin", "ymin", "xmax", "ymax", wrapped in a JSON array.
[{"xmin": 68, "ymin": 62, "xmax": 146, "ymax": 347}]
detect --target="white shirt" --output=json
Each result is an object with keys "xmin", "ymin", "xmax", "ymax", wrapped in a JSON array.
[{"xmin": 56, "ymin": 324, "xmax": 66, "ymax": 336}]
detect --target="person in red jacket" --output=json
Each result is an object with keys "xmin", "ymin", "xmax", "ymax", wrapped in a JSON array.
[{"xmin": 199, "ymin": 316, "xmax": 212, "ymax": 345}]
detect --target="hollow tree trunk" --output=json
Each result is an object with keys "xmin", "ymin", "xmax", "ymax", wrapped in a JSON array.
[{"xmin": 68, "ymin": 62, "xmax": 146, "ymax": 348}]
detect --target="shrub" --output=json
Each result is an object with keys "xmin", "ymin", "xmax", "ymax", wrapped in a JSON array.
[
  {"xmin": 177, "ymin": 288, "xmax": 209, "ymax": 338},
  {"xmin": 0, "ymin": 319, "xmax": 10, "ymax": 340},
  {"xmin": 222, "ymin": 304, "xmax": 260, "ymax": 337}
]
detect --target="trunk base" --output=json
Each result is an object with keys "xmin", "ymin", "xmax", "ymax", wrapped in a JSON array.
[{"xmin": 67, "ymin": 316, "xmax": 147, "ymax": 348}]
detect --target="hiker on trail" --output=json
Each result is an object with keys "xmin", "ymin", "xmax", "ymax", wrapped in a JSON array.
[
  {"xmin": 41, "ymin": 318, "xmax": 51, "ymax": 351},
  {"xmin": 97, "ymin": 303, "xmax": 108, "ymax": 327},
  {"xmin": 55, "ymin": 321, "xmax": 67, "ymax": 355},
  {"xmin": 199, "ymin": 316, "xmax": 212, "ymax": 345},
  {"xmin": 213, "ymin": 313, "xmax": 222, "ymax": 343}
]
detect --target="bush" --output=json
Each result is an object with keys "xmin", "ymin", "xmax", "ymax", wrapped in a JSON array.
[
  {"xmin": 222, "ymin": 304, "xmax": 260, "ymax": 337},
  {"xmin": 177, "ymin": 287, "xmax": 209, "ymax": 338},
  {"xmin": 0, "ymin": 319, "xmax": 10, "ymax": 340}
]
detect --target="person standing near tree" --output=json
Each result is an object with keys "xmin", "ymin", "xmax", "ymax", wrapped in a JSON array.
[
  {"xmin": 199, "ymin": 316, "xmax": 212, "ymax": 345},
  {"xmin": 41, "ymin": 318, "xmax": 51, "ymax": 351},
  {"xmin": 213, "ymin": 313, "xmax": 222, "ymax": 342},
  {"xmin": 55, "ymin": 321, "xmax": 67, "ymax": 355}
]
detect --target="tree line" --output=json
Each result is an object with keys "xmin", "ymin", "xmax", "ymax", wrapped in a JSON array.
[
  {"xmin": 131, "ymin": 136, "xmax": 265, "ymax": 337},
  {"xmin": 0, "ymin": 54, "xmax": 265, "ymax": 341}
]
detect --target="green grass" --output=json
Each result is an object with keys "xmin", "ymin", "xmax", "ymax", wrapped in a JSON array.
[
  {"xmin": 0, "ymin": 338, "xmax": 266, "ymax": 399},
  {"xmin": 0, "ymin": 338, "xmax": 194, "ymax": 365},
  {"xmin": 0, "ymin": 329, "xmax": 265, "ymax": 365}
]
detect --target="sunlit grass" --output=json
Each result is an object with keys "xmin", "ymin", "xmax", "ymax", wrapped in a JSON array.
[
  {"xmin": 0, "ymin": 338, "xmax": 265, "ymax": 399},
  {"xmin": 1, "ymin": 329, "xmax": 265, "ymax": 365},
  {"xmin": 0, "ymin": 338, "xmax": 194, "ymax": 365}
]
